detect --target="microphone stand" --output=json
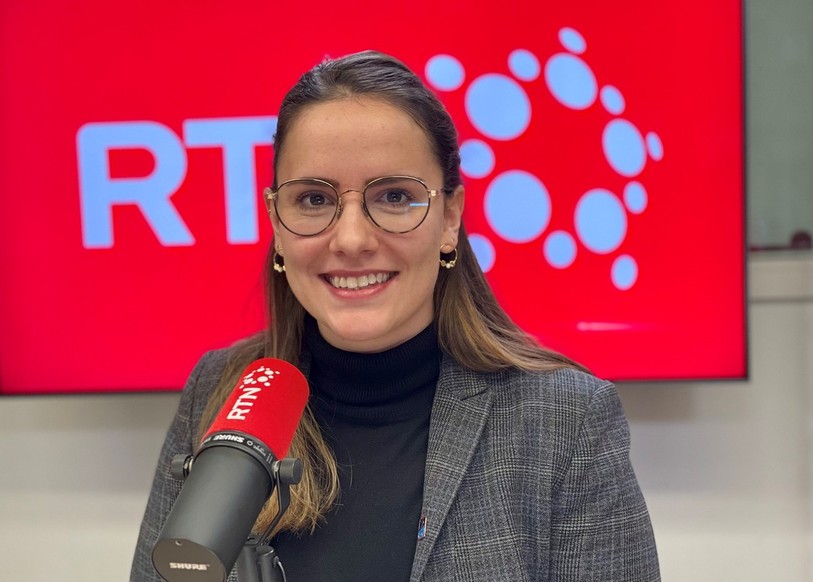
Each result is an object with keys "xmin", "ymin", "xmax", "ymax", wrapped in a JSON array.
[
  {"xmin": 236, "ymin": 542, "xmax": 285, "ymax": 582},
  {"xmin": 235, "ymin": 458, "xmax": 302, "ymax": 582}
]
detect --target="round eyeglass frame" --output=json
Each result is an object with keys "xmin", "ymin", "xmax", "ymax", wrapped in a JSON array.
[{"xmin": 263, "ymin": 175, "xmax": 453, "ymax": 237}]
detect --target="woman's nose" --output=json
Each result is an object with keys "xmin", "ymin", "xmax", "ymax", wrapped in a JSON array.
[{"xmin": 328, "ymin": 191, "xmax": 379, "ymax": 256}]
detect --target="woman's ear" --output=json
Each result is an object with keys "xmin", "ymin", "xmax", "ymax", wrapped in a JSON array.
[{"xmin": 443, "ymin": 185, "xmax": 465, "ymax": 245}]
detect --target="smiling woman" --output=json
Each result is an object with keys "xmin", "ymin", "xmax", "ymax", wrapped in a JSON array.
[
  {"xmin": 269, "ymin": 96, "xmax": 463, "ymax": 353},
  {"xmin": 131, "ymin": 51, "xmax": 660, "ymax": 582}
]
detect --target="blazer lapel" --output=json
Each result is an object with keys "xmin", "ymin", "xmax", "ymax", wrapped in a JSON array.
[{"xmin": 410, "ymin": 356, "xmax": 494, "ymax": 582}]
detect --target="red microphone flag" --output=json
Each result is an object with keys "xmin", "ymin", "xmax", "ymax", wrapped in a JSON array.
[{"xmin": 201, "ymin": 358, "xmax": 309, "ymax": 459}]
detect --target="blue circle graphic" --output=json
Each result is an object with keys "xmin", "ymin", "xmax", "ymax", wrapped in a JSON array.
[
  {"xmin": 485, "ymin": 170, "xmax": 551, "ymax": 243},
  {"xmin": 544, "ymin": 230, "xmax": 577, "ymax": 268},
  {"xmin": 559, "ymin": 27, "xmax": 587, "ymax": 54},
  {"xmin": 509, "ymin": 49, "xmax": 541, "ymax": 81},
  {"xmin": 425, "ymin": 55, "xmax": 465, "ymax": 91},
  {"xmin": 646, "ymin": 131, "xmax": 664, "ymax": 161},
  {"xmin": 603, "ymin": 119, "xmax": 646, "ymax": 177},
  {"xmin": 466, "ymin": 74, "xmax": 531, "ymax": 140},
  {"xmin": 600, "ymin": 85, "xmax": 625, "ymax": 115},
  {"xmin": 612, "ymin": 255, "xmax": 638, "ymax": 290},
  {"xmin": 460, "ymin": 139, "xmax": 495, "ymax": 178},
  {"xmin": 469, "ymin": 233, "xmax": 496, "ymax": 273},
  {"xmin": 544, "ymin": 53, "xmax": 597, "ymax": 110},
  {"xmin": 623, "ymin": 181, "xmax": 647, "ymax": 214},
  {"xmin": 574, "ymin": 189, "xmax": 627, "ymax": 254}
]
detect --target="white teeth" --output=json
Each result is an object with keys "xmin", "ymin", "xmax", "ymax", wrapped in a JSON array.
[{"xmin": 329, "ymin": 273, "xmax": 392, "ymax": 289}]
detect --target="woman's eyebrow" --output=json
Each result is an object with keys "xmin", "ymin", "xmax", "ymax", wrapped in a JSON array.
[
  {"xmin": 290, "ymin": 176, "xmax": 340, "ymax": 187},
  {"xmin": 292, "ymin": 175, "xmax": 419, "ymax": 189}
]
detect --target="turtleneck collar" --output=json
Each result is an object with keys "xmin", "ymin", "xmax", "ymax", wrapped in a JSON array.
[{"xmin": 303, "ymin": 314, "xmax": 440, "ymax": 425}]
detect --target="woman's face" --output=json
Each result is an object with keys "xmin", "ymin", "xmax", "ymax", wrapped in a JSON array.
[{"xmin": 271, "ymin": 96, "xmax": 463, "ymax": 353}]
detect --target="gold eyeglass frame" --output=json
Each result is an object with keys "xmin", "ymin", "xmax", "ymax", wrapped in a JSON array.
[{"xmin": 263, "ymin": 175, "xmax": 452, "ymax": 237}]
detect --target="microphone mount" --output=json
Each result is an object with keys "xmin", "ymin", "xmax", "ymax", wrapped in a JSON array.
[{"xmin": 170, "ymin": 453, "xmax": 302, "ymax": 582}]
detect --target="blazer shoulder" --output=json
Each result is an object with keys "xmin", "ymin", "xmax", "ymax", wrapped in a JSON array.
[
  {"xmin": 195, "ymin": 348, "xmax": 232, "ymax": 384},
  {"xmin": 495, "ymin": 364, "xmax": 614, "ymax": 410},
  {"xmin": 193, "ymin": 348, "xmax": 233, "ymax": 390},
  {"xmin": 482, "ymin": 365, "xmax": 626, "ymax": 457},
  {"xmin": 181, "ymin": 345, "xmax": 246, "ymax": 427}
]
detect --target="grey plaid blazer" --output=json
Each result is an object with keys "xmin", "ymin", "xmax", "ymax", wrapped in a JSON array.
[{"xmin": 131, "ymin": 348, "xmax": 660, "ymax": 582}]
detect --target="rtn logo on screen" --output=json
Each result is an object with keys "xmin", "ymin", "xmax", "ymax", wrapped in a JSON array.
[{"xmin": 76, "ymin": 28, "xmax": 662, "ymax": 291}]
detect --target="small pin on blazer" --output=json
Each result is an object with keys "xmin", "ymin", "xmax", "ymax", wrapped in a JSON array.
[{"xmin": 417, "ymin": 515, "xmax": 428, "ymax": 540}]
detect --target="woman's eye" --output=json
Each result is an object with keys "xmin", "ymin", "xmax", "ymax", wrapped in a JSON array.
[
  {"xmin": 299, "ymin": 191, "xmax": 330, "ymax": 207},
  {"xmin": 382, "ymin": 189, "xmax": 410, "ymax": 204}
]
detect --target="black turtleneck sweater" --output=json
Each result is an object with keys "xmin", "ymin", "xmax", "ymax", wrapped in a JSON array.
[{"xmin": 271, "ymin": 316, "xmax": 441, "ymax": 582}]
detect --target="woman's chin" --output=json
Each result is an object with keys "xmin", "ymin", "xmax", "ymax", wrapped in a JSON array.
[{"xmin": 315, "ymin": 315, "xmax": 425, "ymax": 354}]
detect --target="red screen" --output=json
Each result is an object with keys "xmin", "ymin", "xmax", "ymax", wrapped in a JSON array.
[{"xmin": 0, "ymin": 1, "xmax": 745, "ymax": 393}]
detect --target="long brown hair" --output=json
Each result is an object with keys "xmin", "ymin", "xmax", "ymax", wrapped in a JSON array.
[{"xmin": 197, "ymin": 50, "xmax": 586, "ymax": 536}]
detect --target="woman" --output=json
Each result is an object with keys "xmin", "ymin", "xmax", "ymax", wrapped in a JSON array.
[{"xmin": 131, "ymin": 50, "xmax": 660, "ymax": 582}]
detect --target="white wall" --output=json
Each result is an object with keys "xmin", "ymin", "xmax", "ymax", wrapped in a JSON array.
[
  {"xmin": 620, "ymin": 256, "xmax": 813, "ymax": 580},
  {"xmin": 0, "ymin": 257, "xmax": 811, "ymax": 581},
  {"xmin": 0, "ymin": 389, "xmax": 179, "ymax": 580}
]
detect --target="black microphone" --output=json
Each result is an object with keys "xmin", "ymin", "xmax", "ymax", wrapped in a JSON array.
[{"xmin": 151, "ymin": 358, "xmax": 309, "ymax": 582}]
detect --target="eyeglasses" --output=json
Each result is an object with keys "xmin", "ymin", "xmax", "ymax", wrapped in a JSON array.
[{"xmin": 264, "ymin": 175, "xmax": 451, "ymax": 237}]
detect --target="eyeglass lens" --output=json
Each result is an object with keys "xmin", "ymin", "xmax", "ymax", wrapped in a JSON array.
[{"xmin": 275, "ymin": 177, "xmax": 432, "ymax": 235}]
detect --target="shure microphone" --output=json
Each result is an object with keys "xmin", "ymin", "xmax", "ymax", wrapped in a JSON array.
[{"xmin": 152, "ymin": 358, "xmax": 309, "ymax": 582}]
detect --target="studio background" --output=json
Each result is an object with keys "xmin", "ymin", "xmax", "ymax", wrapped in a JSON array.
[{"xmin": 1, "ymin": 0, "xmax": 811, "ymax": 580}]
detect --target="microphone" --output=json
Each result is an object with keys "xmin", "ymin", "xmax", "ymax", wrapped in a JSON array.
[{"xmin": 152, "ymin": 358, "xmax": 309, "ymax": 582}]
